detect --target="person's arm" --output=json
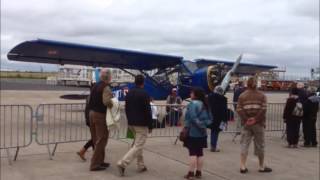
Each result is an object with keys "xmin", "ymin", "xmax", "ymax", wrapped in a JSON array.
[
  {"xmin": 187, "ymin": 103, "xmax": 206, "ymax": 129},
  {"xmin": 166, "ymin": 96, "xmax": 170, "ymax": 112},
  {"xmin": 283, "ymin": 99, "xmax": 295, "ymax": 120},
  {"xmin": 236, "ymin": 95, "xmax": 249, "ymax": 121},
  {"xmin": 184, "ymin": 103, "xmax": 193, "ymax": 128},
  {"xmin": 144, "ymin": 94, "xmax": 153, "ymax": 130},
  {"xmin": 253, "ymin": 95, "xmax": 267, "ymax": 123},
  {"xmin": 103, "ymin": 86, "xmax": 113, "ymax": 108},
  {"xmin": 222, "ymin": 98, "xmax": 228, "ymax": 122},
  {"xmin": 125, "ymin": 94, "xmax": 129, "ymax": 118}
]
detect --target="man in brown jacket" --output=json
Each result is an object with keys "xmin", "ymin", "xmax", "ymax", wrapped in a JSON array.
[
  {"xmin": 88, "ymin": 68, "xmax": 113, "ymax": 171},
  {"xmin": 236, "ymin": 77, "xmax": 272, "ymax": 174}
]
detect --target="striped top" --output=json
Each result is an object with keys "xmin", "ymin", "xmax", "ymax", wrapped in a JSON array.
[{"xmin": 236, "ymin": 89, "xmax": 267, "ymax": 126}]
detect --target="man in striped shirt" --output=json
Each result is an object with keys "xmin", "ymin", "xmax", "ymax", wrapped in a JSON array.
[{"xmin": 236, "ymin": 77, "xmax": 272, "ymax": 174}]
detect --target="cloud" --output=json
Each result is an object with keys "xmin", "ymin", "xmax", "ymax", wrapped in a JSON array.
[{"xmin": 1, "ymin": 0, "xmax": 319, "ymax": 75}]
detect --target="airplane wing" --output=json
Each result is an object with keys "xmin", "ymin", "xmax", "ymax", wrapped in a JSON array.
[
  {"xmin": 195, "ymin": 59, "xmax": 277, "ymax": 74},
  {"xmin": 7, "ymin": 39, "xmax": 183, "ymax": 70}
]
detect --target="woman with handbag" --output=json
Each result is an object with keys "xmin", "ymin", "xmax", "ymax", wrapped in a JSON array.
[{"xmin": 182, "ymin": 87, "xmax": 212, "ymax": 180}]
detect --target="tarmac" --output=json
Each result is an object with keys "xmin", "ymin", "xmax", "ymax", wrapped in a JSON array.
[
  {"xmin": 0, "ymin": 88, "xmax": 319, "ymax": 180},
  {"xmin": 1, "ymin": 134, "xmax": 319, "ymax": 180}
]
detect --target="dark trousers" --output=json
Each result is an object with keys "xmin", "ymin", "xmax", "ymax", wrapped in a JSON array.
[
  {"xmin": 286, "ymin": 119, "xmax": 301, "ymax": 145},
  {"xmin": 84, "ymin": 123, "xmax": 94, "ymax": 150},
  {"xmin": 89, "ymin": 111, "xmax": 109, "ymax": 170},
  {"xmin": 303, "ymin": 118, "xmax": 318, "ymax": 145},
  {"xmin": 84, "ymin": 139, "xmax": 94, "ymax": 150},
  {"xmin": 210, "ymin": 129, "xmax": 220, "ymax": 149},
  {"xmin": 167, "ymin": 110, "xmax": 180, "ymax": 126}
]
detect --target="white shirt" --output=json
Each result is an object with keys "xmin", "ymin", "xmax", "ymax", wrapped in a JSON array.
[{"xmin": 150, "ymin": 102, "xmax": 159, "ymax": 120}]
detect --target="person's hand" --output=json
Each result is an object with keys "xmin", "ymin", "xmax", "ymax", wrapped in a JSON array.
[{"xmin": 246, "ymin": 118, "xmax": 256, "ymax": 126}]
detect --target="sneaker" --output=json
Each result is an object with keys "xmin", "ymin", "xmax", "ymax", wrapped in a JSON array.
[
  {"xmin": 210, "ymin": 148, "xmax": 220, "ymax": 152},
  {"xmin": 117, "ymin": 164, "xmax": 125, "ymax": 177},
  {"xmin": 100, "ymin": 162, "xmax": 110, "ymax": 168},
  {"xmin": 184, "ymin": 171, "xmax": 195, "ymax": 180},
  {"xmin": 240, "ymin": 168, "xmax": 248, "ymax": 174},
  {"xmin": 259, "ymin": 167, "xmax": 272, "ymax": 173},
  {"xmin": 90, "ymin": 166, "xmax": 107, "ymax": 171},
  {"xmin": 195, "ymin": 170, "xmax": 202, "ymax": 178}
]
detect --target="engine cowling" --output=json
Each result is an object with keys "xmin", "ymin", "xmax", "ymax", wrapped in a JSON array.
[{"xmin": 191, "ymin": 64, "xmax": 227, "ymax": 92}]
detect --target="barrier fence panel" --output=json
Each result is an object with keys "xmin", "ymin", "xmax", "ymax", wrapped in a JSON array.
[
  {"xmin": 34, "ymin": 102, "xmax": 319, "ymax": 159},
  {"xmin": 0, "ymin": 105, "xmax": 33, "ymax": 164},
  {"xmin": 35, "ymin": 103, "xmax": 90, "ymax": 159},
  {"xmin": 35, "ymin": 103, "xmax": 130, "ymax": 159},
  {"xmin": 225, "ymin": 103, "xmax": 287, "ymax": 132}
]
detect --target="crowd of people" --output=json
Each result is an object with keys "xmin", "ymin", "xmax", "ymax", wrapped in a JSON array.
[{"xmin": 76, "ymin": 68, "xmax": 319, "ymax": 179}]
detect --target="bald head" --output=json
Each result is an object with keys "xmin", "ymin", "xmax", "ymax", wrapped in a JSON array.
[{"xmin": 100, "ymin": 68, "xmax": 111, "ymax": 82}]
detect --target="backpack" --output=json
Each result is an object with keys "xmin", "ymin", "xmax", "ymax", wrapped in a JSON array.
[{"xmin": 292, "ymin": 101, "xmax": 304, "ymax": 117}]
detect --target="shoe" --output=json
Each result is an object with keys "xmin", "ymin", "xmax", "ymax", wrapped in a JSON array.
[
  {"xmin": 210, "ymin": 148, "xmax": 220, "ymax": 152},
  {"xmin": 138, "ymin": 167, "xmax": 148, "ymax": 173},
  {"xmin": 303, "ymin": 143, "xmax": 311, "ymax": 147},
  {"xmin": 184, "ymin": 171, "xmax": 195, "ymax": 180},
  {"xmin": 259, "ymin": 167, "xmax": 272, "ymax": 173},
  {"xmin": 240, "ymin": 168, "xmax": 248, "ymax": 174},
  {"xmin": 195, "ymin": 170, "xmax": 202, "ymax": 178},
  {"xmin": 100, "ymin": 162, "xmax": 110, "ymax": 168},
  {"xmin": 76, "ymin": 151, "xmax": 86, "ymax": 161},
  {"xmin": 90, "ymin": 166, "xmax": 107, "ymax": 171},
  {"xmin": 117, "ymin": 164, "xmax": 125, "ymax": 177},
  {"xmin": 311, "ymin": 143, "xmax": 318, "ymax": 147}
]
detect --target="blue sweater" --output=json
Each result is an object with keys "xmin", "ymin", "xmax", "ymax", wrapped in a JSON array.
[{"xmin": 184, "ymin": 100, "xmax": 212, "ymax": 137}]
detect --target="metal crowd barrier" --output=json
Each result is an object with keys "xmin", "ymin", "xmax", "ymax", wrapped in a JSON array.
[
  {"xmin": 0, "ymin": 105, "xmax": 33, "ymax": 165},
  {"xmin": 35, "ymin": 103, "xmax": 90, "ymax": 159},
  {"xmin": 2, "ymin": 102, "xmax": 319, "ymax": 161}
]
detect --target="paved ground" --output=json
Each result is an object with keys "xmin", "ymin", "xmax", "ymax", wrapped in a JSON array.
[{"xmin": 1, "ymin": 134, "xmax": 319, "ymax": 180}]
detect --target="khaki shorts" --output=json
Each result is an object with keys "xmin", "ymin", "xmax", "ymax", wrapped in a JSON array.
[{"xmin": 240, "ymin": 124, "xmax": 265, "ymax": 157}]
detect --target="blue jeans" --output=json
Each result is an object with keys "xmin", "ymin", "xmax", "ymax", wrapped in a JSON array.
[{"xmin": 211, "ymin": 129, "xmax": 220, "ymax": 149}]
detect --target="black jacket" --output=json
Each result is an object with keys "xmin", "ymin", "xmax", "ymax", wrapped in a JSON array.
[
  {"xmin": 208, "ymin": 92, "xmax": 228, "ymax": 130},
  {"xmin": 283, "ymin": 96, "xmax": 302, "ymax": 122},
  {"xmin": 125, "ymin": 87, "xmax": 152, "ymax": 129},
  {"xmin": 303, "ymin": 95, "xmax": 319, "ymax": 120}
]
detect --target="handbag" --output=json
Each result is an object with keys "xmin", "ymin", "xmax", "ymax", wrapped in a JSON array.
[{"xmin": 179, "ymin": 127, "xmax": 189, "ymax": 142}]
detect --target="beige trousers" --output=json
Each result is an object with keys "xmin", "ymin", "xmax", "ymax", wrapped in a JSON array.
[{"xmin": 118, "ymin": 126, "xmax": 148, "ymax": 169}]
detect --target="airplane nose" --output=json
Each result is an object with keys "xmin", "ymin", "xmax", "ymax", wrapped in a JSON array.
[{"xmin": 207, "ymin": 64, "xmax": 226, "ymax": 91}]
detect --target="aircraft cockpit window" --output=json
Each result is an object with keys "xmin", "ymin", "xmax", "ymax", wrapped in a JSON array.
[{"xmin": 183, "ymin": 61, "xmax": 198, "ymax": 73}]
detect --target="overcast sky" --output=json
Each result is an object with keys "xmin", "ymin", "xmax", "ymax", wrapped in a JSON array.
[{"xmin": 1, "ymin": 0, "xmax": 319, "ymax": 75}]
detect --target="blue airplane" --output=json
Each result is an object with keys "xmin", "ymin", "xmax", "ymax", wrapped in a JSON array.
[{"xmin": 7, "ymin": 39, "xmax": 276, "ymax": 100}]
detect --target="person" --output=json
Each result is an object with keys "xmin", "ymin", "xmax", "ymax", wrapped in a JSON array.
[
  {"xmin": 283, "ymin": 88, "xmax": 303, "ymax": 148},
  {"xmin": 297, "ymin": 82, "xmax": 308, "ymax": 103},
  {"xmin": 88, "ymin": 69, "xmax": 113, "ymax": 171},
  {"xmin": 183, "ymin": 88, "xmax": 212, "ymax": 179},
  {"xmin": 237, "ymin": 77, "xmax": 272, "ymax": 174},
  {"xmin": 233, "ymin": 81, "xmax": 245, "ymax": 109},
  {"xmin": 233, "ymin": 81, "xmax": 245, "ymax": 134},
  {"xmin": 166, "ymin": 88, "xmax": 183, "ymax": 126},
  {"xmin": 77, "ymin": 85, "xmax": 94, "ymax": 161},
  {"xmin": 302, "ymin": 87, "xmax": 319, "ymax": 147},
  {"xmin": 150, "ymin": 97, "xmax": 161, "ymax": 128},
  {"xmin": 208, "ymin": 86, "xmax": 228, "ymax": 152},
  {"xmin": 117, "ymin": 75, "xmax": 153, "ymax": 177}
]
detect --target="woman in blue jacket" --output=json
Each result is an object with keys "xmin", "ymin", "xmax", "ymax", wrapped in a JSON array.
[{"xmin": 183, "ymin": 88, "xmax": 212, "ymax": 179}]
